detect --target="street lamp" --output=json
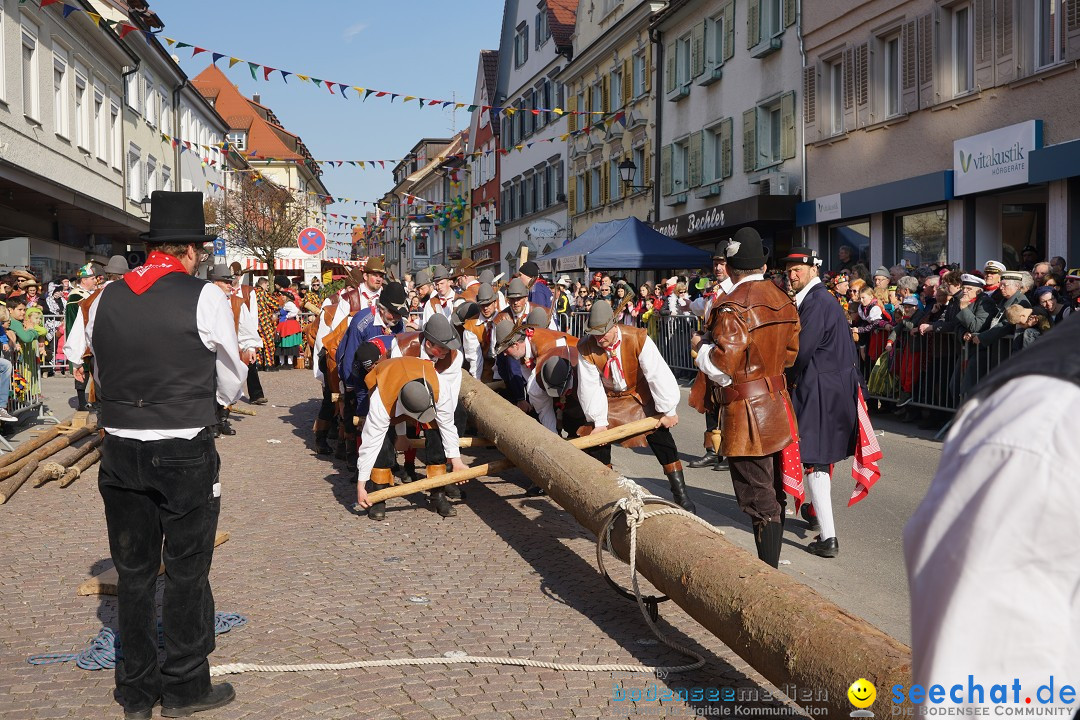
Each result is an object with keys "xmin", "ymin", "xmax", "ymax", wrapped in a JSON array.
[
  {"xmin": 618, "ymin": 159, "xmax": 652, "ymax": 191},
  {"xmin": 139, "ymin": 195, "xmax": 153, "ymax": 217},
  {"xmin": 479, "ymin": 216, "xmax": 495, "ymax": 237}
]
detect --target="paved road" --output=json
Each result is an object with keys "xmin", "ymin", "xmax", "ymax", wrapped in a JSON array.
[
  {"xmin": 0, "ymin": 371, "xmax": 817, "ymax": 719},
  {"xmin": 612, "ymin": 384, "xmax": 943, "ymax": 644}
]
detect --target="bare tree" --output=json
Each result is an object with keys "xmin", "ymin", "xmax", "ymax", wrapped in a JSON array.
[{"xmin": 205, "ymin": 173, "xmax": 311, "ymax": 277}]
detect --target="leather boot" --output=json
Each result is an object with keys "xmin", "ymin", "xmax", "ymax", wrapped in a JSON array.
[
  {"xmin": 402, "ymin": 449, "xmax": 419, "ymax": 482},
  {"xmin": 343, "ymin": 432, "xmax": 358, "ymax": 467},
  {"xmin": 313, "ymin": 419, "xmax": 332, "ymax": 455},
  {"xmin": 663, "ymin": 461, "xmax": 696, "ymax": 514},
  {"xmin": 754, "ymin": 521, "xmax": 784, "ymax": 568},
  {"xmin": 427, "ymin": 466, "xmax": 457, "ymax": 516},
  {"xmin": 688, "ymin": 431, "xmax": 719, "ymax": 468},
  {"xmin": 333, "ymin": 433, "xmax": 347, "ymax": 460},
  {"xmin": 367, "ymin": 470, "xmax": 393, "ymax": 521}
]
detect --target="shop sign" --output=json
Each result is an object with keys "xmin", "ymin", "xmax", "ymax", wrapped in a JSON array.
[
  {"xmin": 655, "ymin": 208, "xmax": 726, "ymax": 239},
  {"xmin": 526, "ymin": 218, "xmax": 563, "ymax": 239},
  {"xmin": 954, "ymin": 120, "xmax": 1043, "ymax": 196},
  {"xmin": 471, "ymin": 248, "xmax": 492, "ymax": 263},
  {"xmin": 815, "ymin": 194, "xmax": 842, "ymax": 222}
]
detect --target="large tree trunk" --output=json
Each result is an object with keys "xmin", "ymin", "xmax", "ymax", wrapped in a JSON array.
[{"xmin": 458, "ymin": 374, "xmax": 912, "ymax": 718}]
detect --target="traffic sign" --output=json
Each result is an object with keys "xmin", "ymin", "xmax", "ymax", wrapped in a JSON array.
[
  {"xmin": 297, "ymin": 227, "xmax": 326, "ymax": 255},
  {"xmin": 212, "ymin": 238, "xmax": 226, "ymax": 257}
]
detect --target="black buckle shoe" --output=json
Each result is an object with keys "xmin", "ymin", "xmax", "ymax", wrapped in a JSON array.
[
  {"xmin": 687, "ymin": 450, "xmax": 718, "ymax": 469},
  {"xmin": 368, "ymin": 502, "xmax": 386, "ymax": 521},
  {"xmin": 219, "ymin": 421, "xmax": 236, "ymax": 436},
  {"xmin": 807, "ymin": 537, "xmax": 839, "ymax": 558},
  {"xmin": 314, "ymin": 435, "xmax": 333, "ymax": 455},
  {"xmin": 525, "ymin": 483, "xmax": 545, "ymax": 496},
  {"xmin": 161, "ymin": 683, "xmax": 236, "ymax": 717},
  {"xmin": 712, "ymin": 456, "xmax": 728, "ymax": 471},
  {"xmin": 431, "ymin": 492, "xmax": 456, "ymax": 517}
]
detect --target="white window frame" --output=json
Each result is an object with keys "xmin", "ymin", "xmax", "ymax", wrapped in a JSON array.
[
  {"xmin": 0, "ymin": 6, "xmax": 6, "ymax": 104},
  {"xmin": 161, "ymin": 165, "xmax": 171, "ymax": 192},
  {"xmin": 110, "ymin": 97, "xmax": 121, "ymax": 170},
  {"xmin": 94, "ymin": 88, "xmax": 107, "ymax": 162},
  {"xmin": 763, "ymin": 0, "xmax": 784, "ymax": 39},
  {"xmin": 125, "ymin": 71, "xmax": 139, "ymax": 112},
  {"xmin": 632, "ymin": 51, "xmax": 647, "ymax": 98},
  {"xmin": 706, "ymin": 13, "xmax": 726, "ymax": 70},
  {"xmin": 21, "ymin": 21, "xmax": 39, "ymax": 121},
  {"xmin": 146, "ymin": 154, "xmax": 157, "ymax": 196},
  {"xmin": 535, "ymin": 10, "xmax": 550, "ymax": 48},
  {"xmin": 951, "ymin": 3, "xmax": 974, "ymax": 96},
  {"xmin": 703, "ymin": 123, "xmax": 723, "ymax": 184},
  {"xmin": 227, "ymin": 130, "xmax": 247, "ymax": 151},
  {"xmin": 1035, "ymin": 0, "xmax": 1065, "ymax": 69},
  {"xmin": 143, "ymin": 73, "xmax": 156, "ymax": 127},
  {"xmin": 591, "ymin": 82, "xmax": 603, "ymax": 116},
  {"xmin": 610, "ymin": 66, "xmax": 623, "ymax": 110},
  {"xmin": 827, "ymin": 58, "xmax": 844, "ymax": 136},
  {"xmin": 514, "ymin": 22, "xmax": 529, "ymax": 67},
  {"xmin": 882, "ymin": 33, "xmax": 902, "ymax": 118},
  {"xmin": 127, "ymin": 143, "xmax": 142, "ymax": 201},
  {"xmin": 609, "ymin": 157, "xmax": 622, "ymax": 202},
  {"xmin": 675, "ymin": 34, "xmax": 692, "ymax": 87},
  {"xmin": 758, "ymin": 101, "xmax": 783, "ymax": 167},
  {"xmin": 632, "ymin": 146, "xmax": 645, "ymax": 193},
  {"xmin": 75, "ymin": 73, "xmax": 89, "ymax": 150},
  {"xmin": 601, "ymin": 0, "xmax": 623, "ymax": 16},
  {"xmin": 159, "ymin": 89, "xmax": 170, "ymax": 136},
  {"xmin": 672, "ymin": 138, "xmax": 689, "ymax": 194},
  {"xmin": 53, "ymin": 53, "xmax": 69, "ymax": 139},
  {"xmin": 589, "ymin": 166, "xmax": 602, "ymax": 208},
  {"xmin": 575, "ymin": 172, "xmax": 586, "ymax": 213}
]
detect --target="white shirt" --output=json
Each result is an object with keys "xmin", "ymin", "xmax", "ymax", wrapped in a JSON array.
[
  {"xmin": 386, "ymin": 339, "xmax": 463, "ymax": 460},
  {"xmin": 793, "ymin": 276, "xmax": 822, "ymax": 309},
  {"xmin": 462, "ymin": 319, "xmax": 484, "ymax": 380},
  {"xmin": 904, "ymin": 375, "xmax": 1080, "ymax": 709},
  {"xmin": 700, "ymin": 277, "xmax": 735, "ymax": 320},
  {"xmin": 523, "ymin": 336, "xmax": 567, "ymax": 433},
  {"xmin": 232, "ymin": 287, "xmax": 263, "ymax": 350},
  {"xmin": 576, "ymin": 327, "xmax": 679, "ymax": 425},
  {"xmin": 694, "ymin": 274, "xmax": 763, "ymax": 389},
  {"xmin": 422, "ymin": 292, "xmax": 459, "ymax": 324},
  {"xmin": 82, "ymin": 282, "xmax": 247, "ymax": 441}
]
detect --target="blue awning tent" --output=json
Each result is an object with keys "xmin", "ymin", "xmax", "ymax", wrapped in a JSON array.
[{"xmin": 535, "ymin": 217, "xmax": 711, "ymax": 272}]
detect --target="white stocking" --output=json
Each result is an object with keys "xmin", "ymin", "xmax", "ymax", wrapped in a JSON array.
[{"xmin": 806, "ymin": 470, "xmax": 836, "ymax": 541}]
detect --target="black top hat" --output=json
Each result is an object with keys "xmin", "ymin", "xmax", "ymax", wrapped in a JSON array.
[
  {"xmin": 378, "ymin": 282, "xmax": 409, "ymax": 317},
  {"xmin": 139, "ymin": 191, "xmax": 217, "ymax": 244},
  {"xmin": 274, "ymin": 275, "xmax": 291, "ymax": 289},
  {"xmin": 726, "ymin": 227, "xmax": 769, "ymax": 270},
  {"xmin": 780, "ymin": 246, "xmax": 822, "ymax": 267}
]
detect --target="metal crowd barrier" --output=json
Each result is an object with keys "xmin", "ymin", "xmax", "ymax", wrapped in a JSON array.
[
  {"xmin": 860, "ymin": 327, "xmax": 1015, "ymax": 413},
  {"xmin": 648, "ymin": 314, "xmax": 701, "ymax": 372},
  {"xmin": 2, "ymin": 350, "xmax": 60, "ymax": 451}
]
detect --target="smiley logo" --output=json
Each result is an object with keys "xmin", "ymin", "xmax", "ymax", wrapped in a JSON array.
[{"xmin": 848, "ymin": 678, "xmax": 876, "ymax": 709}]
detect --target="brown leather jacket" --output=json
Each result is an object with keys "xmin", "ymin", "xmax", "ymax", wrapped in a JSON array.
[{"xmin": 706, "ymin": 279, "xmax": 800, "ymax": 457}]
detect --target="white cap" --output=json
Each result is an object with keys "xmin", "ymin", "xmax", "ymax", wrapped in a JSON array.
[{"xmin": 960, "ymin": 274, "xmax": 986, "ymax": 287}]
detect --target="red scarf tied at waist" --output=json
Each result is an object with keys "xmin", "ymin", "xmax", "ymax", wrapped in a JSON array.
[{"xmin": 124, "ymin": 250, "xmax": 187, "ymax": 295}]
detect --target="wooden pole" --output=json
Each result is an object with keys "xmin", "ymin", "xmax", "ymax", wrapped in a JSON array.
[
  {"xmin": 0, "ymin": 462, "xmax": 38, "ymax": 504},
  {"xmin": 456, "ymin": 374, "xmax": 912, "ymax": 719},
  {"xmin": 0, "ymin": 424, "xmax": 66, "ymax": 469},
  {"xmin": 405, "ymin": 437, "xmax": 493, "ymax": 449},
  {"xmin": 33, "ymin": 435, "xmax": 102, "ymax": 487},
  {"xmin": 368, "ymin": 416, "xmax": 663, "ymax": 504},
  {"xmin": 0, "ymin": 427, "xmax": 94, "ymax": 503},
  {"xmin": 59, "ymin": 448, "xmax": 102, "ymax": 488}
]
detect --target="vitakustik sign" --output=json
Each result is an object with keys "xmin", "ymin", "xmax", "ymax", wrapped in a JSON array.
[{"xmin": 954, "ymin": 120, "xmax": 1043, "ymax": 196}]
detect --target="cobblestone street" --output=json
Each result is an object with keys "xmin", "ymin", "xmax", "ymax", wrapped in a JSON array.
[{"xmin": 0, "ymin": 370, "xmax": 807, "ymax": 720}]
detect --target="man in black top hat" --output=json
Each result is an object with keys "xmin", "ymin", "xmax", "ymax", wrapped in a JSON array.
[
  {"xmin": 517, "ymin": 260, "xmax": 553, "ymax": 309},
  {"xmin": 76, "ymin": 191, "xmax": 245, "ymax": 719}
]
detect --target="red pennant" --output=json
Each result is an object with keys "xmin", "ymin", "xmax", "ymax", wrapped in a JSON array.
[
  {"xmin": 324, "ymin": 80, "xmax": 335, "ymax": 94},
  {"xmin": 40, "ymin": 0, "xmax": 62, "ymax": 6},
  {"xmin": 262, "ymin": 66, "xmax": 276, "ymax": 81},
  {"xmin": 192, "ymin": 47, "xmax": 207, "ymax": 56},
  {"xmin": 118, "ymin": 23, "xmax": 137, "ymax": 38}
]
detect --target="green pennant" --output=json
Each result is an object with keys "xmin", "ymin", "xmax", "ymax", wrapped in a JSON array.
[
  {"xmin": 247, "ymin": 62, "xmax": 258, "ymax": 80},
  {"xmin": 466, "ymin": 104, "xmax": 478, "ymax": 112}
]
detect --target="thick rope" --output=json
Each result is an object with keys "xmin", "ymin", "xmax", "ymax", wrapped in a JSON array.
[
  {"xmin": 28, "ymin": 612, "xmax": 248, "ymax": 670},
  {"xmin": 209, "ymin": 480, "xmax": 716, "ymax": 679}
]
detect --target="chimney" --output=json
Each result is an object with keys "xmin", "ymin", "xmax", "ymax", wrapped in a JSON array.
[{"xmin": 252, "ymin": 93, "xmax": 261, "ymax": 104}]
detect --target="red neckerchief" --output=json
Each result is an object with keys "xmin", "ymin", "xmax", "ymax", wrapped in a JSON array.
[
  {"xmin": 124, "ymin": 251, "xmax": 187, "ymax": 295},
  {"xmin": 602, "ymin": 338, "xmax": 623, "ymax": 381}
]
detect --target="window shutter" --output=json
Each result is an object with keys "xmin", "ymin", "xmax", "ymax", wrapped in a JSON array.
[
  {"xmin": 855, "ymin": 42, "xmax": 870, "ymax": 127},
  {"xmin": 843, "ymin": 47, "xmax": 856, "ymax": 129},
  {"xmin": 568, "ymin": 175, "xmax": 577, "ymax": 215},
  {"xmin": 748, "ymin": 0, "xmax": 761, "ymax": 50},
  {"xmin": 584, "ymin": 87, "xmax": 592, "ymax": 117},
  {"xmin": 742, "ymin": 108, "xmax": 757, "ymax": 173},
  {"xmin": 601, "ymin": 162, "xmax": 610, "ymax": 205},
  {"xmin": 1068, "ymin": 0, "xmax": 1080, "ymax": 60},
  {"xmin": 692, "ymin": 22, "xmax": 706, "ymax": 78},
  {"xmin": 901, "ymin": 20, "xmax": 919, "ymax": 114},
  {"xmin": 584, "ymin": 172, "xmax": 591, "ymax": 211},
  {"xmin": 781, "ymin": 91, "xmax": 796, "ymax": 160},
  {"xmin": 724, "ymin": 3, "xmax": 736, "ymax": 61},
  {"xmin": 643, "ymin": 142, "xmax": 652, "ymax": 187},
  {"xmin": 661, "ymin": 144, "xmax": 673, "ymax": 196},
  {"xmin": 784, "ymin": 0, "xmax": 797, "ymax": 28},
  {"xmin": 720, "ymin": 117, "xmax": 733, "ymax": 179},
  {"xmin": 803, "ymin": 65, "xmax": 818, "ymax": 141},
  {"xmin": 601, "ymin": 75, "xmax": 610, "ymax": 113},
  {"xmin": 645, "ymin": 43, "xmax": 653, "ymax": 92},
  {"xmin": 665, "ymin": 42, "xmax": 677, "ymax": 94},
  {"xmin": 974, "ymin": 0, "xmax": 994, "ymax": 89},
  {"xmin": 918, "ymin": 11, "xmax": 938, "ymax": 108},
  {"xmin": 568, "ymin": 94, "xmax": 578, "ymax": 133},
  {"xmin": 689, "ymin": 131, "xmax": 703, "ymax": 187},
  {"xmin": 995, "ymin": 0, "xmax": 1015, "ymax": 84},
  {"xmin": 622, "ymin": 59, "xmax": 632, "ymax": 106}
]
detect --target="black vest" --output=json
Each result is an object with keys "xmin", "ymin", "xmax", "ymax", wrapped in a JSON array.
[
  {"xmin": 93, "ymin": 273, "xmax": 217, "ymax": 430},
  {"xmin": 970, "ymin": 313, "xmax": 1080, "ymax": 401}
]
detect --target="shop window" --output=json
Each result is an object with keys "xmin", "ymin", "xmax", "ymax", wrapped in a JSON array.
[
  {"xmin": 896, "ymin": 208, "xmax": 948, "ymax": 269},
  {"xmin": 827, "ymin": 220, "xmax": 871, "ymax": 274}
]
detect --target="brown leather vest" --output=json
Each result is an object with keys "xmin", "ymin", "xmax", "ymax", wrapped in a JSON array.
[
  {"xmin": 366, "ymin": 356, "xmax": 441, "ymax": 422},
  {"xmin": 707, "ymin": 279, "xmax": 800, "ymax": 457},
  {"xmin": 577, "ymin": 325, "xmax": 654, "ymax": 447},
  {"xmin": 533, "ymin": 342, "xmax": 579, "ymax": 394},
  {"xmin": 229, "ymin": 295, "xmax": 244, "ymax": 331},
  {"xmin": 340, "ymin": 286, "xmax": 366, "ymax": 315},
  {"xmin": 459, "ymin": 282, "xmax": 480, "ymax": 303}
]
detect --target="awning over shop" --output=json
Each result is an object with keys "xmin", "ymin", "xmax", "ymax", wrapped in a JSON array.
[{"xmin": 536, "ymin": 217, "xmax": 711, "ymax": 271}]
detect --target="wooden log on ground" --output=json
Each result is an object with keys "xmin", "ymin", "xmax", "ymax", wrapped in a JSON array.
[
  {"xmin": 369, "ymin": 417, "xmax": 663, "ymax": 503},
  {"xmin": 33, "ymin": 435, "xmax": 102, "ymax": 487},
  {"xmin": 227, "ymin": 405, "xmax": 257, "ymax": 417},
  {"xmin": 404, "ymin": 436, "xmax": 494, "ymax": 449},
  {"xmin": 0, "ymin": 461, "xmax": 39, "ymax": 504},
  {"xmin": 0, "ymin": 423, "xmax": 67, "ymax": 468},
  {"xmin": 77, "ymin": 531, "xmax": 231, "ymax": 596},
  {"xmin": 59, "ymin": 448, "xmax": 102, "ymax": 488},
  {"xmin": 457, "ymin": 373, "xmax": 912, "ymax": 719}
]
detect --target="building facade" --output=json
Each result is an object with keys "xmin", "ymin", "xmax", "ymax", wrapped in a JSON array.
[
  {"xmin": 467, "ymin": 49, "xmax": 502, "ymax": 273},
  {"xmin": 383, "ymin": 138, "xmax": 452, "ymax": 275},
  {"xmin": 799, "ymin": 0, "xmax": 1080, "ymax": 271},
  {"xmin": 495, "ymin": 0, "xmax": 578, "ymax": 276},
  {"xmin": 0, "ymin": 0, "xmax": 142, "ymax": 281},
  {"xmin": 652, "ymin": 0, "xmax": 802, "ymax": 260},
  {"xmin": 565, "ymin": 0, "xmax": 658, "ymax": 243}
]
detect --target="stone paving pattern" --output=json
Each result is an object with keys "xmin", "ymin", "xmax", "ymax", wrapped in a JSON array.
[{"xmin": 0, "ymin": 371, "xmax": 811, "ymax": 719}]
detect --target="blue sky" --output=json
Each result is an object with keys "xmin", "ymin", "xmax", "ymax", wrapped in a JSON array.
[{"xmin": 152, "ymin": 0, "xmax": 503, "ymax": 251}]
